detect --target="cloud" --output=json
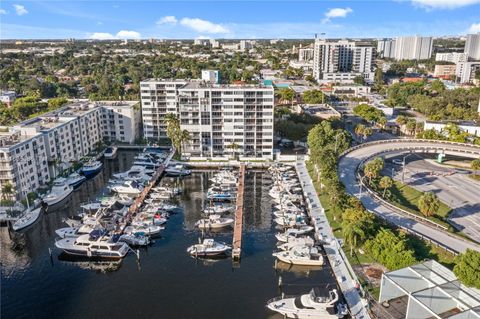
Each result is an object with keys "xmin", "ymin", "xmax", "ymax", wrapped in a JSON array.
[
  {"xmin": 0, "ymin": 9, "xmax": 7, "ymax": 14},
  {"xmin": 88, "ymin": 30, "xmax": 141, "ymax": 40},
  {"xmin": 411, "ymin": 0, "xmax": 480, "ymax": 9},
  {"xmin": 322, "ymin": 7, "xmax": 352, "ymax": 23},
  {"xmin": 13, "ymin": 4, "xmax": 28, "ymax": 16},
  {"xmin": 180, "ymin": 17, "xmax": 229, "ymax": 34},
  {"xmin": 157, "ymin": 16, "xmax": 177, "ymax": 25},
  {"xmin": 89, "ymin": 32, "xmax": 115, "ymax": 40},
  {"xmin": 116, "ymin": 30, "xmax": 141, "ymax": 39},
  {"xmin": 468, "ymin": 23, "xmax": 480, "ymax": 33}
]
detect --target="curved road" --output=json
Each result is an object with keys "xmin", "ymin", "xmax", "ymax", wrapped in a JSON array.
[{"xmin": 338, "ymin": 139, "xmax": 480, "ymax": 253}]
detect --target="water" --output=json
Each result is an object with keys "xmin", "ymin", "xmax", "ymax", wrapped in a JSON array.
[{"xmin": 1, "ymin": 151, "xmax": 337, "ymax": 319}]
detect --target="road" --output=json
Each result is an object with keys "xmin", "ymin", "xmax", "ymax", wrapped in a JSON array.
[
  {"xmin": 338, "ymin": 140, "xmax": 480, "ymax": 253},
  {"xmin": 384, "ymin": 154, "xmax": 480, "ymax": 242},
  {"xmin": 296, "ymin": 160, "xmax": 371, "ymax": 319}
]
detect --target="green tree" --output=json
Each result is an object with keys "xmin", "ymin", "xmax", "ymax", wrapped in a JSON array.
[
  {"xmin": 353, "ymin": 75, "xmax": 366, "ymax": 85},
  {"xmin": 343, "ymin": 222, "xmax": 366, "ymax": 256},
  {"xmin": 471, "ymin": 159, "xmax": 480, "ymax": 176},
  {"xmin": 363, "ymin": 157, "xmax": 384, "ymax": 184},
  {"xmin": 1, "ymin": 182, "xmax": 14, "ymax": 209},
  {"xmin": 363, "ymin": 127, "xmax": 373, "ymax": 142},
  {"xmin": 379, "ymin": 176, "xmax": 393, "ymax": 198},
  {"xmin": 164, "ymin": 113, "xmax": 189, "ymax": 157},
  {"xmin": 454, "ymin": 249, "xmax": 480, "ymax": 289},
  {"xmin": 354, "ymin": 124, "xmax": 365, "ymax": 140},
  {"xmin": 302, "ymin": 90, "xmax": 325, "ymax": 104},
  {"xmin": 418, "ymin": 192, "xmax": 440, "ymax": 217},
  {"xmin": 277, "ymin": 88, "xmax": 295, "ymax": 105}
]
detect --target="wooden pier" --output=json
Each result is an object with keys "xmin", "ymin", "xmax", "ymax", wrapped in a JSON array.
[
  {"xmin": 232, "ymin": 164, "xmax": 246, "ymax": 260},
  {"xmin": 118, "ymin": 150, "xmax": 174, "ymax": 233}
]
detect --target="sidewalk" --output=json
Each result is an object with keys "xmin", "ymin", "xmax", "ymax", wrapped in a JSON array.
[{"xmin": 296, "ymin": 160, "xmax": 371, "ymax": 319}]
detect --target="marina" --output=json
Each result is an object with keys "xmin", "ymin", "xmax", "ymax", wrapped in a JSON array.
[{"xmin": 1, "ymin": 150, "xmax": 348, "ymax": 319}]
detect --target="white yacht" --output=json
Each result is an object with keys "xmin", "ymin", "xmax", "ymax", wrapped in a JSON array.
[
  {"xmin": 275, "ymin": 226, "xmax": 314, "ymax": 242},
  {"xmin": 43, "ymin": 179, "xmax": 73, "ymax": 206},
  {"xmin": 55, "ymin": 232, "xmax": 130, "ymax": 259},
  {"xmin": 113, "ymin": 165, "xmax": 154, "ymax": 179},
  {"xmin": 81, "ymin": 160, "xmax": 103, "ymax": 178},
  {"xmin": 123, "ymin": 225, "xmax": 163, "ymax": 236},
  {"xmin": 195, "ymin": 215, "xmax": 234, "ymax": 230},
  {"xmin": 117, "ymin": 233, "xmax": 150, "ymax": 246},
  {"xmin": 203, "ymin": 204, "xmax": 235, "ymax": 215},
  {"xmin": 273, "ymin": 246, "xmax": 324, "ymax": 266},
  {"xmin": 187, "ymin": 239, "xmax": 231, "ymax": 257},
  {"xmin": 110, "ymin": 180, "xmax": 143, "ymax": 196},
  {"xmin": 12, "ymin": 207, "xmax": 42, "ymax": 231},
  {"xmin": 165, "ymin": 164, "xmax": 191, "ymax": 177},
  {"xmin": 66, "ymin": 173, "xmax": 86, "ymax": 188},
  {"xmin": 55, "ymin": 224, "xmax": 97, "ymax": 238},
  {"xmin": 266, "ymin": 288, "xmax": 347, "ymax": 319},
  {"xmin": 104, "ymin": 146, "xmax": 118, "ymax": 159},
  {"xmin": 277, "ymin": 236, "xmax": 315, "ymax": 251}
]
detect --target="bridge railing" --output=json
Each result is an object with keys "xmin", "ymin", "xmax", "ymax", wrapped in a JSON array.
[{"xmin": 340, "ymin": 138, "xmax": 480, "ymax": 158}]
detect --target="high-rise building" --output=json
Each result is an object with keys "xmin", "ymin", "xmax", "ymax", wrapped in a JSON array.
[
  {"xmin": 464, "ymin": 33, "xmax": 480, "ymax": 61},
  {"xmin": 201, "ymin": 70, "xmax": 220, "ymax": 84},
  {"xmin": 313, "ymin": 39, "xmax": 375, "ymax": 83},
  {"xmin": 435, "ymin": 52, "xmax": 468, "ymax": 64},
  {"xmin": 456, "ymin": 62, "xmax": 480, "ymax": 83},
  {"xmin": 377, "ymin": 39, "xmax": 396, "ymax": 58},
  {"xmin": 392, "ymin": 36, "xmax": 433, "ymax": 60},
  {"xmin": 298, "ymin": 48, "xmax": 314, "ymax": 61},
  {"xmin": 140, "ymin": 79, "xmax": 274, "ymax": 159}
]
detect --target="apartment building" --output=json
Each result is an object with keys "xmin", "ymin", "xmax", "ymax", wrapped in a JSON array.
[
  {"xmin": 0, "ymin": 100, "xmax": 140, "ymax": 198},
  {"xmin": 298, "ymin": 47, "xmax": 314, "ymax": 62},
  {"xmin": 455, "ymin": 62, "xmax": 480, "ymax": 84},
  {"xmin": 377, "ymin": 39, "xmax": 396, "ymax": 59},
  {"xmin": 100, "ymin": 101, "xmax": 141, "ymax": 144},
  {"xmin": 434, "ymin": 64, "xmax": 456, "ymax": 78},
  {"xmin": 0, "ymin": 130, "xmax": 49, "ymax": 199},
  {"xmin": 435, "ymin": 52, "xmax": 468, "ymax": 64},
  {"xmin": 379, "ymin": 36, "xmax": 433, "ymax": 60},
  {"xmin": 313, "ymin": 39, "xmax": 375, "ymax": 83},
  {"xmin": 0, "ymin": 91, "xmax": 16, "ymax": 107},
  {"xmin": 465, "ymin": 33, "xmax": 480, "ymax": 61},
  {"xmin": 140, "ymin": 79, "xmax": 275, "ymax": 159}
]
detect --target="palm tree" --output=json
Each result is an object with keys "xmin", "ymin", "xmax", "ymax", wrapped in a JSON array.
[
  {"xmin": 379, "ymin": 176, "xmax": 393, "ymax": 198},
  {"xmin": 226, "ymin": 143, "xmax": 240, "ymax": 160},
  {"xmin": 342, "ymin": 221, "xmax": 366, "ymax": 256},
  {"xmin": 164, "ymin": 113, "xmax": 190, "ymax": 158},
  {"xmin": 354, "ymin": 124, "xmax": 365, "ymax": 141},
  {"xmin": 178, "ymin": 129, "xmax": 190, "ymax": 157},
  {"xmin": 362, "ymin": 127, "xmax": 373, "ymax": 142},
  {"xmin": 418, "ymin": 192, "xmax": 440, "ymax": 217},
  {"xmin": 471, "ymin": 159, "xmax": 480, "ymax": 176},
  {"xmin": 1, "ymin": 182, "xmax": 14, "ymax": 211}
]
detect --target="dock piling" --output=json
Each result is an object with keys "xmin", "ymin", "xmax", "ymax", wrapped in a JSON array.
[{"xmin": 231, "ymin": 164, "xmax": 246, "ymax": 261}]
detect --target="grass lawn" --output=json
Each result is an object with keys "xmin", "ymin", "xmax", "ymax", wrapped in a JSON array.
[{"xmin": 387, "ymin": 180, "xmax": 452, "ymax": 228}]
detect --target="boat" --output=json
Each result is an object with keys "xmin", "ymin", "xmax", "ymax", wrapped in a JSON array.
[
  {"xmin": 206, "ymin": 191, "xmax": 235, "ymax": 201},
  {"xmin": 275, "ymin": 226, "xmax": 314, "ymax": 242},
  {"xmin": 117, "ymin": 233, "xmax": 150, "ymax": 246},
  {"xmin": 110, "ymin": 180, "xmax": 143, "ymax": 196},
  {"xmin": 55, "ymin": 231, "xmax": 130, "ymax": 259},
  {"xmin": 104, "ymin": 146, "xmax": 118, "ymax": 159},
  {"xmin": 42, "ymin": 179, "xmax": 73, "ymax": 206},
  {"xmin": 12, "ymin": 207, "xmax": 42, "ymax": 231},
  {"xmin": 66, "ymin": 172, "xmax": 86, "ymax": 188},
  {"xmin": 187, "ymin": 239, "xmax": 231, "ymax": 257},
  {"xmin": 55, "ymin": 224, "xmax": 98, "ymax": 238},
  {"xmin": 266, "ymin": 288, "xmax": 347, "ymax": 319},
  {"xmin": 203, "ymin": 204, "xmax": 235, "ymax": 215},
  {"xmin": 273, "ymin": 246, "xmax": 324, "ymax": 266},
  {"xmin": 133, "ymin": 155, "xmax": 161, "ymax": 169},
  {"xmin": 277, "ymin": 236, "xmax": 315, "ymax": 251},
  {"xmin": 113, "ymin": 165, "xmax": 154, "ymax": 179},
  {"xmin": 165, "ymin": 164, "xmax": 191, "ymax": 177},
  {"xmin": 123, "ymin": 225, "xmax": 163, "ymax": 236},
  {"xmin": 195, "ymin": 215, "xmax": 234, "ymax": 230},
  {"xmin": 81, "ymin": 161, "xmax": 103, "ymax": 178}
]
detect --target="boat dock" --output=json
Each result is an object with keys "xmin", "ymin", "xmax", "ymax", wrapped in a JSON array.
[
  {"xmin": 119, "ymin": 150, "xmax": 175, "ymax": 232},
  {"xmin": 232, "ymin": 164, "xmax": 246, "ymax": 260},
  {"xmin": 296, "ymin": 160, "xmax": 371, "ymax": 319}
]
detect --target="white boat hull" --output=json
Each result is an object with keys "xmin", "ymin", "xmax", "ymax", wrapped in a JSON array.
[{"xmin": 12, "ymin": 207, "xmax": 42, "ymax": 231}]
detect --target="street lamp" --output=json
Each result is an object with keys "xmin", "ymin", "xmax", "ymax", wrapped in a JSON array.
[{"xmin": 401, "ymin": 153, "xmax": 415, "ymax": 183}]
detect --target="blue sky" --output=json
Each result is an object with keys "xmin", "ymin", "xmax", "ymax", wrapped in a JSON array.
[{"xmin": 0, "ymin": 1, "xmax": 479, "ymax": 39}]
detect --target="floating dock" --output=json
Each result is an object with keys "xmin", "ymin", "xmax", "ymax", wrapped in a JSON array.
[{"xmin": 232, "ymin": 164, "xmax": 246, "ymax": 260}]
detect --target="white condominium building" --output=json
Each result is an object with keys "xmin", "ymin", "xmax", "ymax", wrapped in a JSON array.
[
  {"xmin": 140, "ymin": 79, "xmax": 275, "ymax": 159},
  {"xmin": 298, "ymin": 48, "xmax": 314, "ymax": 61},
  {"xmin": 393, "ymin": 36, "xmax": 433, "ymax": 60},
  {"xmin": 313, "ymin": 39, "xmax": 375, "ymax": 83},
  {"xmin": 465, "ymin": 33, "xmax": 480, "ymax": 61},
  {"xmin": 377, "ymin": 39, "xmax": 396, "ymax": 59},
  {"xmin": 435, "ymin": 52, "xmax": 468, "ymax": 64},
  {"xmin": 455, "ymin": 62, "xmax": 480, "ymax": 84},
  {"xmin": 1, "ymin": 100, "xmax": 140, "ymax": 199}
]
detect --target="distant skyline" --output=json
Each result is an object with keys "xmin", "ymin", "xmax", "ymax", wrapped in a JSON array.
[{"xmin": 0, "ymin": 0, "xmax": 479, "ymax": 40}]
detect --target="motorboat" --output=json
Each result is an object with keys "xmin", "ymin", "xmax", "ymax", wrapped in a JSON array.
[
  {"xmin": 123, "ymin": 225, "xmax": 163, "ymax": 236},
  {"xmin": 276, "ymin": 226, "xmax": 315, "ymax": 242},
  {"xmin": 55, "ymin": 224, "xmax": 98, "ymax": 238},
  {"xmin": 203, "ymin": 204, "xmax": 235, "ymax": 215},
  {"xmin": 266, "ymin": 288, "xmax": 347, "ymax": 319},
  {"xmin": 165, "ymin": 164, "xmax": 191, "ymax": 177},
  {"xmin": 113, "ymin": 165, "xmax": 154, "ymax": 179},
  {"xmin": 207, "ymin": 191, "xmax": 235, "ymax": 201},
  {"xmin": 66, "ymin": 173, "xmax": 86, "ymax": 188},
  {"xmin": 133, "ymin": 155, "xmax": 161, "ymax": 169},
  {"xmin": 277, "ymin": 236, "xmax": 315, "ymax": 251},
  {"xmin": 55, "ymin": 231, "xmax": 130, "ymax": 259},
  {"xmin": 152, "ymin": 186, "xmax": 182, "ymax": 196},
  {"xmin": 81, "ymin": 161, "xmax": 103, "ymax": 178},
  {"xmin": 104, "ymin": 146, "xmax": 118, "ymax": 159},
  {"xmin": 187, "ymin": 239, "xmax": 231, "ymax": 257},
  {"xmin": 110, "ymin": 180, "xmax": 143, "ymax": 196},
  {"xmin": 117, "ymin": 233, "xmax": 150, "ymax": 246},
  {"xmin": 42, "ymin": 179, "xmax": 73, "ymax": 206},
  {"xmin": 273, "ymin": 246, "xmax": 324, "ymax": 266},
  {"xmin": 12, "ymin": 207, "xmax": 42, "ymax": 231},
  {"xmin": 275, "ymin": 216, "xmax": 308, "ymax": 227},
  {"xmin": 195, "ymin": 215, "xmax": 234, "ymax": 230}
]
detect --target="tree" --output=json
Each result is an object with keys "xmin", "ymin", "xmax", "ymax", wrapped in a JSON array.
[
  {"xmin": 396, "ymin": 115, "xmax": 407, "ymax": 126},
  {"xmin": 363, "ymin": 157, "xmax": 384, "ymax": 184},
  {"xmin": 430, "ymin": 79, "xmax": 445, "ymax": 93},
  {"xmin": 353, "ymin": 104, "xmax": 385, "ymax": 124},
  {"xmin": 379, "ymin": 176, "xmax": 393, "ymax": 198},
  {"xmin": 374, "ymin": 67, "xmax": 383, "ymax": 86},
  {"xmin": 302, "ymin": 90, "xmax": 325, "ymax": 104},
  {"xmin": 277, "ymin": 88, "xmax": 295, "ymax": 105},
  {"xmin": 471, "ymin": 159, "xmax": 480, "ymax": 176},
  {"xmin": 454, "ymin": 249, "xmax": 480, "ymax": 289},
  {"xmin": 353, "ymin": 75, "xmax": 366, "ymax": 85},
  {"xmin": 362, "ymin": 127, "xmax": 373, "ymax": 142},
  {"xmin": 1, "ymin": 182, "xmax": 14, "ymax": 210},
  {"xmin": 406, "ymin": 119, "xmax": 417, "ymax": 135},
  {"xmin": 354, "ymin": 124, "xmax": 365, "ymax": 141},
  {"xmin": 418, "ymin": 192, "xmax": 440, "ymax": 217},
  {"xmin": 226, "ymin": 142, "xmax": 240, "ymax": 160},
  {"xmin": 164, "ymin": 113, "xmax": 189, "ymax": 157},
  {"xmin": 343, "ymin": 222, "xmax": 366, "ymax": 256}
]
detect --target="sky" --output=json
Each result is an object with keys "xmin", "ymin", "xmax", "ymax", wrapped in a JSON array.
[{"xmin": 0, "ymin": 0, "xmax": 479, "ymax": 40}]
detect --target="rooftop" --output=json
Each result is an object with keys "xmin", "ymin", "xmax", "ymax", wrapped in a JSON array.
[{"xmin": 0, "ymin": 130, "xmax": 40, "ymax": 148}]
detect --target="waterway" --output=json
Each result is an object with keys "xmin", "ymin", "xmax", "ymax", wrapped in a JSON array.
[{"xmin": 1, "ymin": 150, "xmax": 337, "ymax": 319}]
